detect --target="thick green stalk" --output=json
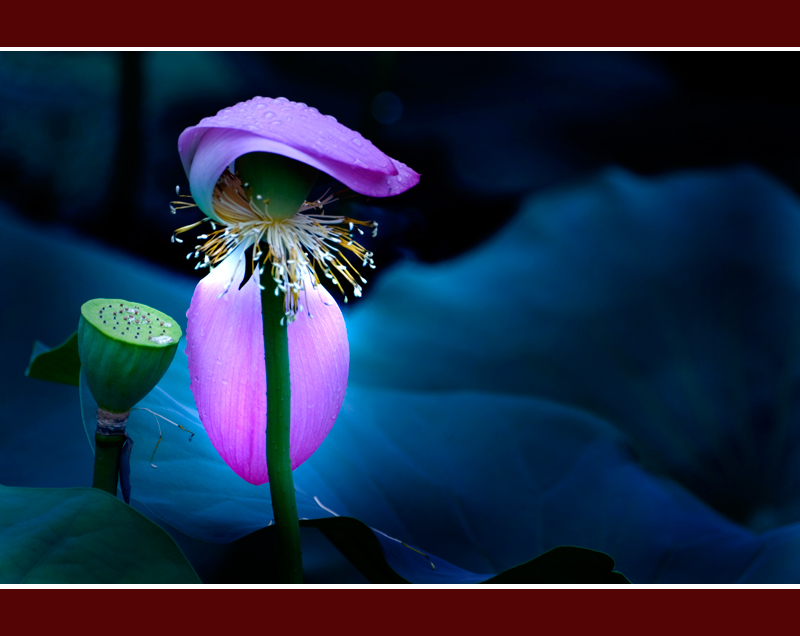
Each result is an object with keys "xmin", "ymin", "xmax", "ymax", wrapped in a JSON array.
[
  {"xmin": 261, "ymin": 275, "xmax": 303, "ymax": 583},
  {"xmin": 93, "ymin": 432, "xmax": 126, "ymax": 496}
]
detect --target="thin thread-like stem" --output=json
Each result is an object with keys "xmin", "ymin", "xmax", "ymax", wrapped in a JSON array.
[{"xmin": 261, "ymin": 273, "xmax": 303, "ymax": 583}]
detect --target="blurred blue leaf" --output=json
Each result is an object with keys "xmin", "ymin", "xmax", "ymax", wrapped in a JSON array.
[{"xmin": 344, "ymin": 165, "xmax": 800, "ymax": 581}]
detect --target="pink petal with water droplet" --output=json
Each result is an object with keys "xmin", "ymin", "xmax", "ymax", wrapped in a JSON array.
[
  {"xmin": 179, "ymin": 96, "xmax": 420, "ymax": 219},
  {"xmin": 186, "ymin": 247, "xmax": 349, "ymax": 484},
  {"xmin": 287, "ymin": 283, "xmax": 350, "ymax": 474}
]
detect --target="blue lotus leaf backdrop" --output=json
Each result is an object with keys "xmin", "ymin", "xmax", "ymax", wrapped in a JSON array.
[{"xmin": 4, "ymin": 51, "xmax": 800, "ymax": 583}]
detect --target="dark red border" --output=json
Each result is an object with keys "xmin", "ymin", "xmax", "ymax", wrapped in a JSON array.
[
  {"xmin": 8, "ymin": 588, "xmax": 798, "ymax": 633},
  {"xmin": 5, "ymin": 0, "xmax": 800, "ymax": 47}
]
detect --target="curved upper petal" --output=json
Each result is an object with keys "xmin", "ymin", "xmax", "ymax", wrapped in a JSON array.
[
  {"xmin": 185, "ymin": 248, "xmax": 349, "ymax": 484},
  {"xmin": 178, "ymin": 96, "xmax": 420, "ymax": 219}
]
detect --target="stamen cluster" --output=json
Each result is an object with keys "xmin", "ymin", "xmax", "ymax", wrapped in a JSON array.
[{"xmin": 172, "ymin": 170, "xmax": 377, "ymax": 322}]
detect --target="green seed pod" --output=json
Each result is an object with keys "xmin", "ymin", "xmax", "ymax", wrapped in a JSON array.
[
  {"xmin": 236, "ymin": 152, "xmax": 318, "ymax": 220},
  {"xmin": 78, "ymin": 299, "xmax": 182, "ymax": 414}
]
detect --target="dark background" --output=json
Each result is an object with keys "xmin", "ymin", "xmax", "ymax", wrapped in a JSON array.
[{"xmin": 3, "ymin": 51, "xmax": 799, "ymax": 302}]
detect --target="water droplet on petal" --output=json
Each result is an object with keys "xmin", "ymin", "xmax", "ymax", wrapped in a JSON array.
[{"xmin": 351, "ymin": 137, "xmax": 362, "ymax": 147}]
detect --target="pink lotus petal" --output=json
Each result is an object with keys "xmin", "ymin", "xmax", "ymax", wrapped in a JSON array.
[
  {"xmin": 287, "ymin": 284, "xmax": 350, "ymax": 473},
  {"xmin": 185, "ymin": 246, "xmax": 349, "ymax": 484},
  {"xmin": 179, "ymin": 96, "xmax": 420, "ymax": 219}
]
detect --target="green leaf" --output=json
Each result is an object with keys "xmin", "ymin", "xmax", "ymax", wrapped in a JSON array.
[
  {"xmin": 300, "ymin": 517, "xmax": 410, "ymax": 583},
  {"xmin": 0, "ymin": 485, "xmax": 200, "ymax": 583},
  {"xmin": 482, "ymin": 546, "xmax": 630, "ymax": 583},
  {"xmin": 299, "ymin": 518, "xmax": 629, "ymax": 584},
  {"xmin": 204, "ymin": 519, "xmax": 409, "ymax": 583},
  {"xmin": 25, "ymin": 332, "xmax": 81, "ymax": 387}
]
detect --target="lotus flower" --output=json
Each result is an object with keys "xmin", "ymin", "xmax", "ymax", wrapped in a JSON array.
[{"xmin": 176, "ymin": 96, "xmax": 419, "ymax": 484}]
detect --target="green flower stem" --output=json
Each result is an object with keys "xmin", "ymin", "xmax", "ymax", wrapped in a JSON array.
[
  {"xmin": 261, "ymin": 275, "xmax": 303, "ymax": 584},
  {"xmin": 93, "ymin": 432, "xmax": 126, "ymax": 496}
]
